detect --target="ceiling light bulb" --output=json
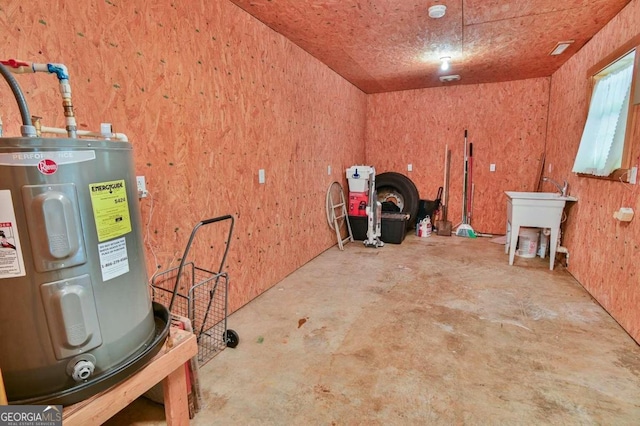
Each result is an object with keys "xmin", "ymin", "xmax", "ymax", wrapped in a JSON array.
[
  {"xmin": 439, "ymin": 75, "xmax": 461, "ymax": 82},
  {"xmin": 440, "ymin": 57, "xmax": 451, "ymax": 71},
  {"xmin": 428, "ymin": 5, "xmax": 447, "ymax": 19},
  {"xmin": 550, "ymin": 40, "xmax": 574, "ymax": 56}
]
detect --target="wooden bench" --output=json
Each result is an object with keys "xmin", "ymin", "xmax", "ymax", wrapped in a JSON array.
[{"xmin": 62, "ymin": 328, "xmax": 197, "ymax": 425}]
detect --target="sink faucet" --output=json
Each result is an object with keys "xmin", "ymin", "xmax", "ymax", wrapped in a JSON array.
[{"xmin": 543, "ymin": 177, "xmax": 568, "ymax": 197}]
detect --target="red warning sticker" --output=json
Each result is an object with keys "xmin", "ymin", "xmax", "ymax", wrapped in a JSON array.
[
  {"xmin": 0, "ymin": 190, "xmax": 26, "ymax": 278},
  {"xmin": 37, "ymin": 158, "xmax": 58, "ymax": 175}
]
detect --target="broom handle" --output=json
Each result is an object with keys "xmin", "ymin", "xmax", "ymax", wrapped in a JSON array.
[
  {"xmin": 470, "ymin": 183, "xmax": 475, "ymax": 222},
  {"xmin": 462, "ymin": 130, "xmax": 468, "ymax": 224},
  {"xmin": 442, "ymin": 144, "xmax": 448, "ymax": 209},
  {"xmin": 468, "ymin": 142, "xmax": 473, "ymax": 221},
  {"xmin": 445, "ymin": 150, "xmax": 451, "ymax": 220}
]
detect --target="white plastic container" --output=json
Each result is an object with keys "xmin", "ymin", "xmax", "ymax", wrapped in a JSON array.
[
  {"xmin": 346, "ymin": 165, "xmax": 373, "ymax": 192},
  {"xmin": 417, "ymin": 216, "xmax": 432, "ymax": 237},
  {"xmin": 516, "ymin": 227, "xmax": 540, "ymax": 258},
  {"xmin": 538, "ymin": 228, "xmax": 550, "ymax": 258}
]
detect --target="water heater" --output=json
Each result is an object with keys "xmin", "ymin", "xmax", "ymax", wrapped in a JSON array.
[{"xmin": 0, "ymin": 60, "xmax": 168, "ymax": 405}]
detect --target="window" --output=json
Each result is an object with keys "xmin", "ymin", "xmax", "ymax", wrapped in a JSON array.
[{"xmin": 572, "ymin": 35, "xmax": 640, "ymax": 180}]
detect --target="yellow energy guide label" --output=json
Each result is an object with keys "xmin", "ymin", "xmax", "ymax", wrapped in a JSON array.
[{"xmin": 89, "ymin": 180, "xmax": 132, "ymax": 242}]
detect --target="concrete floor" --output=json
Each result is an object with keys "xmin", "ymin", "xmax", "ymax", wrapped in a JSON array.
[{"xmin": 108, "ymin": 235, "xmax": 640, "ymax": 425}]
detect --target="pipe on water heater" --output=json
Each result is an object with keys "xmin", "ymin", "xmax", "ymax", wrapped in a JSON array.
[
  {"xmin": 40, "ymin": 125, "xmax": 129, "ymax": 142},
  {"xmin": 38, "ymin": 62, "xmax": 77, "ymax": 139},
  {"xmin": 0, "ymin": 61, "xmax": 36, "ymax": 137},
  {"xmin": 1, "ymin": 59, "xmax": 77, "ymax": 138}
]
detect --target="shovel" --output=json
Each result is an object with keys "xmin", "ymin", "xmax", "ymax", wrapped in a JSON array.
[{"xmin": 436, "ymin": 147, "xmax": 452, "ymax": 236}]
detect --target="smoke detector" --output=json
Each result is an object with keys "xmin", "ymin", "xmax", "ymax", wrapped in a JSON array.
[
  {"xmin": 439, "ymin": 74, "xmax": 460, "ymax": 82},
  {"xmin": 428, "ymin": 5, "xmax": 447, "ymax": 19}
]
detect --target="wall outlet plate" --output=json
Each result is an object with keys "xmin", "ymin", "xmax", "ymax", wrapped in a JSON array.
[
  {"xmin": 136, "ymin": 176, "xmax": 148, "ymax": 198},
  {"xmin": 258, "ymin": 169, "xmax": 266, "ymax": 184},
  {"xmin": 628, "ymin": 166, "xmax": 637, "ymax": 184},
  {"xmin": 613, "ymin": 207, "xmax": 634, "ymax": 222}
]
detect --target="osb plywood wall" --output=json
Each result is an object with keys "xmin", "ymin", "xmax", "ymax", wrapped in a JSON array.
[
  {"xmin": 365, "ymin": 79, "xmax": 550, "ymax": 234},
  {"xmin": 546, "ymin": 0, "xmax": 640, "ymax": 342},
  {"xmin": 0, "ymin": 0, "xmax": 366, "ymax": 312}
]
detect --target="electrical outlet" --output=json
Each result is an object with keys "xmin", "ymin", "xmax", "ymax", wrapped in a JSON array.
[
  {"xmin": 136, "ymin": 176, "xmax": 148, "ymax": 198},
  {"xmin": 490, "ymin": 163, "xmax": 496, "ymax": 172},
  {"xmin": 613, "ymin": 207, "xmax": 634, "ymax": 222},
  {"xmin": 328, "ymin": 165, "xmax": 332, "ymax": 175},
  {"xmin": 629, "ymin": 166, "xmax": 637, "ymax": 184},
  {"xmin": 258, "ymin": 169, "xmax": 266, "ymax": 184},
  {"xmin": 407, "ymin": 164, "xmax": 413, "ymax": 172}
]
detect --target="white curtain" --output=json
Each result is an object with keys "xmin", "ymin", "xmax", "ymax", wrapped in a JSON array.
[{"xmin": 572, "ymin": 53, "xmax": 634, "ymax": 176}]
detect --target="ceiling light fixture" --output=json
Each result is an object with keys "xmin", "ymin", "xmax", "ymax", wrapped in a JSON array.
[
  {"xmin": 550, "ymin": 40, "xmax": 574, "ymax": 56},
  {"xmin": 440, "ymin": 56, "xmax": 451, "ymax": 71},
  {"xmin": 428, "ymin": 5, "xmax": 447, "ymax": 19},
  {"xmin": 439, "ymin": 75, "xmax": 461, "ymax": 82}
]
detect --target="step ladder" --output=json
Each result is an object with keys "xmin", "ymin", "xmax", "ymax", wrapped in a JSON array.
[{"xmin": 326, "ymin": 182, "xmax": 353, "ymax": 250}]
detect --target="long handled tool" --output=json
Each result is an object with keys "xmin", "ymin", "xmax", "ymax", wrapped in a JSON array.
[
  {"xmin": 467, "ymin": 142, "xmax": 473, "ymax": 224},
  {"xmin": 456, "ymin": 129, "xmax": 477, "ymax": 238},
  {"xmin": 436, "ymin": 146, "xmax": 452, "ymax": 236},
  {"xmin": 436, "ymin": 145, "xmax": 451, "ymax": 237}
]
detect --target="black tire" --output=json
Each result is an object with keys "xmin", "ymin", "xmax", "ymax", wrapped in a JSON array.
[
  {"xmin": 224, "ymin": 329, "xmax": 239, "ymax": 348},
  {"xmin": 375, "ymin": 172, "xmax": 420, "ymax": 230}
]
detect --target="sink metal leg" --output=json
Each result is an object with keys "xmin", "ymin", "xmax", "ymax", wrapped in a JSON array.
[
  {"xmin": 508, "ymin": 223, "xmax": 520, "ymax": 266},
  {"xmin": 548, "ymin": 226, "xmax": 559, "ymax": 270},
  {"xmin": 505, "ymin": 222, "xmax": 511, "ymax": 254}
]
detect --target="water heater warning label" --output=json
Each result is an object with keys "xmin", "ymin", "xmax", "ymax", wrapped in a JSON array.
[
  {"xmin": 0, "ymin": 190, "xmax": 26, "ymax": 279},
  {"xmin": 89, "ymin": 179, "xmax": 132, "ymax": 242},
  {"xmin": 98, "ymin": 237, "xmax": 129, "ymax": 282}
]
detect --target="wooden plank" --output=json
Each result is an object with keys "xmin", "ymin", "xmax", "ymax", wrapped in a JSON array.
[
  {"xmin": 534, "ymin": 152, "xmax": 545, "ymax": 192},
  {"xmin": 162, "ymin": 363, "xmax": 189, "ymax": 426},
  {"xmin": 0, "ymin": 367, "xmax": 7, "ymax": 405},
  {"xmin": 63, "ymin": 328, "xmax": 197, "ymax": 426}
]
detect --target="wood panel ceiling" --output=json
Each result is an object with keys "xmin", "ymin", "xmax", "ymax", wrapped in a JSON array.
[{"xmin": 227, "ymin": 0, "xmax": 631, "ymax": 93}]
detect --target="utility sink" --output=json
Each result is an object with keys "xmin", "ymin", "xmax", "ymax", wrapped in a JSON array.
[
  {"xmin": 505, "ymin": 191, "xmax": 577, "ymax": 270},
  {"xmin": 505, "ymin": 191, "xmax": 577, "ymax": 202}
]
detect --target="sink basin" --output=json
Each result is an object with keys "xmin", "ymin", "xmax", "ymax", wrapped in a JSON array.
[
  {"xmin": 505, "ymin": 191, "xmax": 577, "ymax": 202},
  {"xmin": 505, "ymin": 191, "xmax": 577, "ymax": 270}
]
